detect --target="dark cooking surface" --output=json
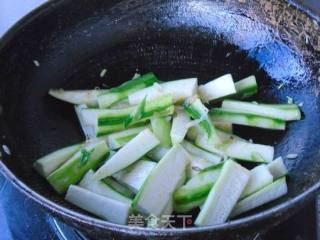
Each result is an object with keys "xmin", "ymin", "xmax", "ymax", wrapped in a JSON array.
[{"xmin": 0, "ymin": 0, "xmax": 320, "ymax": 239}]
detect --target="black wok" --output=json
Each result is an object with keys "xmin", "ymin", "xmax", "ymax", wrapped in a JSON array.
[{"xmin": 0, "ymin": 0, "xmax": 320, "ymax": 239}]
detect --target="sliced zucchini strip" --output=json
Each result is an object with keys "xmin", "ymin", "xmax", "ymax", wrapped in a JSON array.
[
  {"xmin": 94, "ymin": 129, "xmax": 159, "ymax": 180},
  {"xmin": 113, "ymin": 160, "xmax": 157, "ymax": 193},
  {"xmin": 234, "ymin": 75, "xmax": 258, "ymax": 99},
  {"xmin": 267, "ymin": 157, "xmax": 288, "ymax": 179},
  {"xmin": 33, "ymin": 143, "xmax": 82, "ymax": 177},
  {"xmin": 47, "ymin": 140, "xmax": 110, "ymax": 194},
  {"xmin": 198, "ymin": 74, "xmax": 236, "ymax": 102},
  {"xmin": 222, "ymin": 100, "xmax": 301, "ymax": 121},
  {"xmin": 128, "ymin": 78, "xmax": 198, "ymax": 105},
  {"xmin": 49, "ymin": 89, "xmax": 106, "ymax": 107},
  {"xmin": 97, "ymin": 72, "xmax": 158, "ymax": 108},
  {"xmin": 210, "ymin": 108, "xmax": 286, "ymax": 130},
  {"xmin": 195, "ymin": 160, "xmax": 250, "ymax": 226},
  {"xmin": 240, "ymin": 164, "xmax": 273, "ymax": 199},
  {"xmin": 79, "ymin": 170, "xmax": 132, "ymax": 204},
  {"xmin": 230, "ymin": 177, "xmax": 288, "ymax": 218},
  {"xmin": 65, "ymin": 185, "xmax": 131, "ymax": 224},
  {"xmin": 133, "ymin": 145, "xmax": 190, "ymax": 217}
]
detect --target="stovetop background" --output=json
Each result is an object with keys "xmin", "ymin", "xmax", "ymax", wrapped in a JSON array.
[{"xmin": 0, "ymin": 1, "xmax": 319, "ymax": 240}]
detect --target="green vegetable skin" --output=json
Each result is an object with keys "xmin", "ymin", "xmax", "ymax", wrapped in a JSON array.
[
  {"xmin": 133, "ymin": 144, "xmax": 190, "ymax": 217},
  {"xmin": 230, "ymin": 177, "xmax": 288, "ymax": 218},
  {"xmin": 195, "ymin": 128, "xmax": 274, "ymax": 162},
  {"xmin": 79, "ymin": 170, "xmax": 132, "ymax": 203},
  {"xmin": 151, "ymin": 116, "xmax": 172, "ymax": 148},
  {"xmin": 94, "ymin": 129, "xmax": 159, "ymax": 180},
  {"xmin": 102, "ymin": 178, "xmax": 135, "ymax": 199},
  {"xmin": 181, "ymin": 141, "xmax": 221, "ymax": 164},
  {"xmin": 96, "ymin": 122, "xmax": 147, "ymax": 137},
  {"xmin": 107, "ymin": 126, "xmax": 147, "ymax": 149},
  {"xmin": 97, "ymin": 72, "xmax": 159, "ymax": 108},
  {"xmin": 95, "ymin": 105, "xmax": 175, "ymax": 137},
  {"xmin": 98, "ymin": 94, "xmax": 174, "ymax": 126},
  {"xmin": 128, "ymin": 78, "xmax": 198, "ymax": 105},
  {"xmin": 234, "ymin": 75, "xmax": 258, "ymax": 99},
  {"xmin": 184, "ymin": 98, "xmax": 220, "ymax": 145},
  {"xmin": 174, "ymin": 197, "xmax": 207, "ymax": 213},
  {"xmin": 188, "ymin": 155, "xmax": 217, "ymax": 178},
  {"xmin": 33, "ymin": 143, "xmax": 83, "ymax": 177},
  {"xmin": 221, "ymin": 99, "xmax": 301, "ymax": 121},
  {"xmin": 173, "ymin": 163, "xmax": 223, "ymax": 204},
  {"xmin": 47, "ymin": 141, "xmax": 109, "ymax": 194},
  {"xmin": 210, "ymin": 108, "xmax": 286, "ymax": 130},
  {"xmin": 195, "ymin": 160, "xmax": 250, "ymax": 226}
]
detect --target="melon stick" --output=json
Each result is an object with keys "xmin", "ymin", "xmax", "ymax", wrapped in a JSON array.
[
  {"xmin": 198, "ymin": 74, "xmax": 236, "ymax": 103},
  {"xmin": 79, "ymin": 170, "xmax": 132, "ymax": 204},
  {"xmin": 196, "ymin": 131, "xmax": 274, "ymax": 163},
  {"xmin": 188, "ymin": 156, "xmax": 217, "ymax": 178},
  {"xmin": 80, "ymin": 94, "xmax": 173, "ymax": 127},
  {"xmin": 234, "ymin": 75, "xmax": 258, "ymax": 99},
  {"xmin": 98, "ymin": 94, "xmax": 173, "ymax": 126},
  {"xmin": 47, "ymin": 140, "xmax": 110, "ymax": 194},
  {"xmin": 181, "ymin": 141, "xmax": 221, "ymax": 164},
  {"xmin": 107, "ymin": 126, "xmax": 147, "ymax": 150},
  {"xmin": 147, "ymin": 198, "xmax": 174, "ymax": 228},
  {"xmin": 49, "ymin": 89, "xmax": 106, "ymax": 107},
  {"xmin": 210, "ymin": 108, "xmax": 286, "ymax": 130},
  {"xmin": 93, "ymin": 129, "xmax": 159, "ymax": 180},
  {"xmin": 151, "ymin": 116, "xmax": 172, "ymax": 148},
  {"xmin": 195, "ymin": 160, "xmax": 250, "ymax": 226},
  {"xmin": 128, "ymin": 78, "xmax": 198, "ymax": 105},
  {"xmin": 133, "ymin": 145, "xmax": 191, "ymax": 217},
  {"xmin": 230, "ymin": 177, "xmax": 288, "ymax": 218},
  {"xmin": 65, "ymin": 185, "xmax": 131, "ymax": 224},
  {"xmin": 267, "ymin": 157, "xmax": 288, "ymax": 179},
  {"xmin": 102, "ymin": 177, "xmax": 135, "ymax": 199},
  {"xmin": 170, "ymin": 110, "xmax": 190, "ymax": 145},
  {"xmin": 221, "ymin": 99, "xmax": 301, "ymax": 121},
  {"xmin": 110, "ymin": 99, "xmax": 131, "ymax": 109},
  {"xmin": 174, "ymin": 197, "xmax": 207, "ymax": 213},
  {"xmin": 113, "ymin": 160, "xmax": 157, "ymax": 193},
  {"xmin": 147, "ymin": 146, "xmax": 170, "ymax": 162},
  {"xmin": 74, "ymin": 104, "xmax": 96, "ymax": 139},
  {"xmin": 184, "ymin": 98, "xmax": 220, "ymax": 145},
  {"xmin": 97, "ymin": 72, "xmax": 159, "ymax": 108},
  {"xmin": 174, "ymin": 163, "xmax": 223, "ymax": 204},
  {"xmin": 240, "ymin": 165, "xmax": 273, "ymax": 199},
  {"xmin": 33, "ymin": 143, "xmax": 83, "ymax": 177},
  {"xmin": 95, "ymin": 106, "xmax": 174, "ymax": 137}
]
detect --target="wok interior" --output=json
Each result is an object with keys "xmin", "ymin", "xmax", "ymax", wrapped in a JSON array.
[{"xmin": 0, "ymin": 0, "xmax": 320, "ymax": 225}]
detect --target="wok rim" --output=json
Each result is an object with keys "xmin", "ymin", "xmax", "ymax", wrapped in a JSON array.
[{"xmin": 0, "ymin": 0, "xmax": 319, "ymax": 235}]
